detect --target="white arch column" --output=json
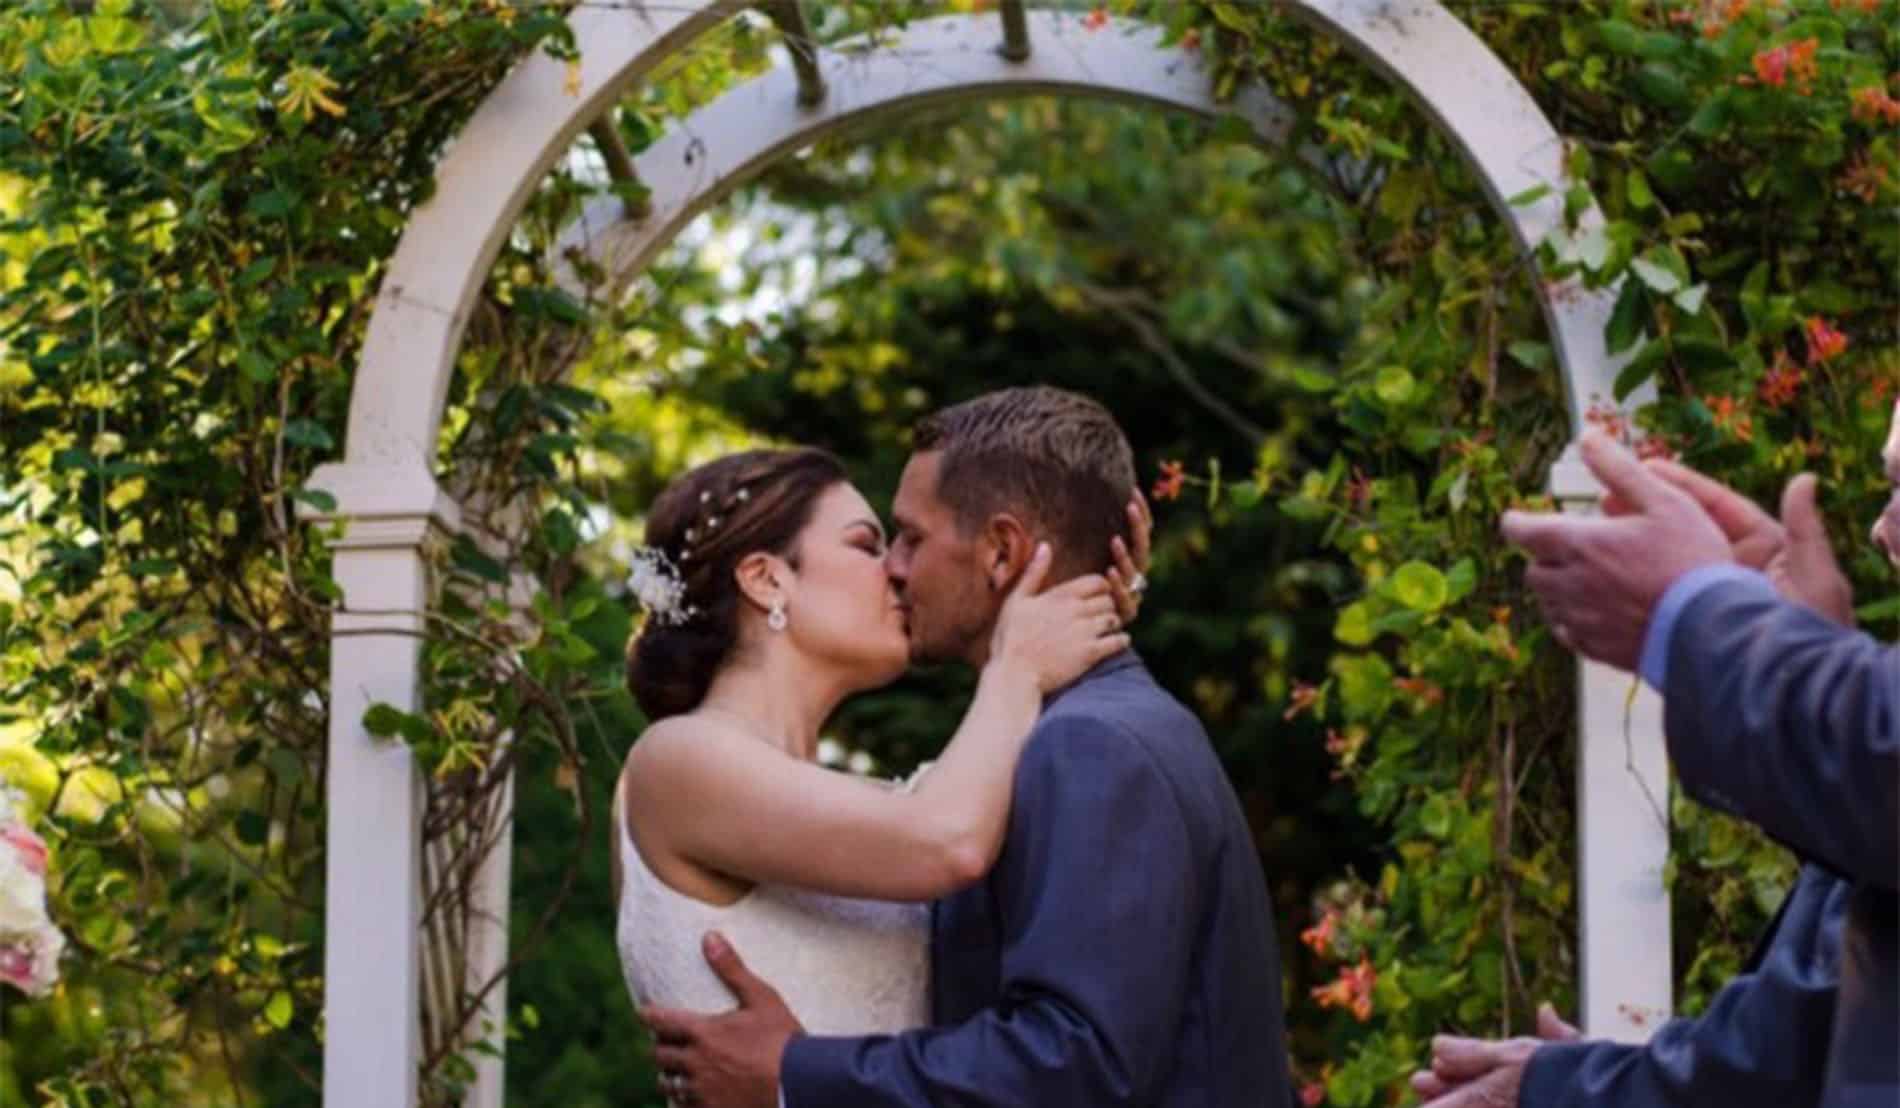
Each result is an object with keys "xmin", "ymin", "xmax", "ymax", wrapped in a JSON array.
[
  {"xmin": 316, "ymin": 4, "xmax": 1675, "ymax": 1103},
  {"xmin": 308, "ymin": 464, "xmax": 461, "ymax": 1108}
]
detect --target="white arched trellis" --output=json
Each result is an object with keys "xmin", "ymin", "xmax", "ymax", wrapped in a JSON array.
[{"xmin": 307, "ymin": 5, "xmax": 1670, "ymax": 1106}]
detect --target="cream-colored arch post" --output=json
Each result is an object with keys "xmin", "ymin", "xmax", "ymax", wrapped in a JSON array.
[{"xmin": 309, "ymin": 4, "xmax": 1669, "ymax": 1104}]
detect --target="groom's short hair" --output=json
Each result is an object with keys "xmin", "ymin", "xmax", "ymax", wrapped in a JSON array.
[{"xmin": 914, "ymin": 386, "xmax": 1136, "ymax": 572}]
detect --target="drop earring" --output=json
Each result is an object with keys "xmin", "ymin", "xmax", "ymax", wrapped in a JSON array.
[{"xmin": 768, "ymin": 599, "xmax": 788, "ymax": 632}]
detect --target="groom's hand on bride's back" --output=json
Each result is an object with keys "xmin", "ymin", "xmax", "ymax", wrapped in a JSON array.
[{"xmin": 643, "ymin": 932, "xmax": 801, "ymax": 1108}]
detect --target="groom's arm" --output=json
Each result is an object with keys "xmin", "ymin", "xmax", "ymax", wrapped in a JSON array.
[{"xmin": 781, "ymin": 715, "xmax": 1199, "ymax": 1108}]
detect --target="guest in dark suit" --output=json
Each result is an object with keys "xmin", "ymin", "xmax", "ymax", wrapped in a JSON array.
[
  {"xmin": 644, "ymin": 387, "xmax": 1293, "ymax": 1108},
  {"xmin": 1415, "ymin": 424, "xmax": 1897, "ymax": 1108}
]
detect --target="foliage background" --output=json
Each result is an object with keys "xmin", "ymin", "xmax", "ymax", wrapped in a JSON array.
[{"xmin": 1, "ymin": 0, "xmax": 1894, "ymax": 1105}]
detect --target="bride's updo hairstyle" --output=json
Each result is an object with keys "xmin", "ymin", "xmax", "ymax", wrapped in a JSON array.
[{"xmin": 626, "ymin": 448, "xmax": 849, "ymax": 720}]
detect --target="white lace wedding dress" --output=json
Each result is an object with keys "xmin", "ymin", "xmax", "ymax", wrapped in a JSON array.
[{"xmin": 614, "ymin": 796, "xmax": 930, "ymax": 1037}]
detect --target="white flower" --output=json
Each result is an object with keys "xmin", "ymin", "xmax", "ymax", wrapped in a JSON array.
[
  {"xmin": 628, "ymin": 547, "xmax": 697, "ymax": 626},
  {"xmin": 0, "ymin": 849, "xmax": 44, "ymax": 933},
  {"xmin": 0, "ymin": 922, "xmax": 64, "ymax": 997}
]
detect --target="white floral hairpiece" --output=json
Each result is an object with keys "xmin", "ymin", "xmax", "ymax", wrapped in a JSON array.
[{"xmin": 628, "ymin": 546, "xmax": 698, "ymax": 626}]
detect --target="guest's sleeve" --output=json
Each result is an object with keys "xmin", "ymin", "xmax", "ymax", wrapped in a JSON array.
[
  {"xmin": 1520, "ymin": 867, "xmax": 1845, "ymax": 1107},
  {"xmin": 1663, "ymin": 578, "xmax": 1899, "ymax": 889},
  {"xmin": 1637, "ymin": 565, "xmax": 1769, "ymax": 691},
  {"xmin": 780, "ymin": 716, "xmax": 1199, "ymax": 1107}
]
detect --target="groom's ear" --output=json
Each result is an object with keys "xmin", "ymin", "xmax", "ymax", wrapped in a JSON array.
[{"xmin": 979, "ymin": 513, "xmax": 1035, "ymax": 593}]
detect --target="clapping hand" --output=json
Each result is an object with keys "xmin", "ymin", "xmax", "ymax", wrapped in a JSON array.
[
  {"xmin": 1624, "ymin": 463, "xmax": 1853, "ymax": 626},
  {"xmin": 1409, "ymin": 1005, "xmax": 1581, "ymax": 1108},
  {"xmin": 1500, "ymin": 431, "xmax": 1731, "ymax": 670}
]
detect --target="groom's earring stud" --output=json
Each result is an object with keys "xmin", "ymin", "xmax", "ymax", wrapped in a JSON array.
[{"xmin": 768, "ymin": 599, "xmax": 788, "ymax": 632}]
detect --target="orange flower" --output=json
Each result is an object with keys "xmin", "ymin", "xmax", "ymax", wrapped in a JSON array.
[
  {"xmin": 1394, "ymin": 676, "xmax": 1444, "ymax": 706},
  {"xmin": 1750, "ymin": 38, "xmax": 1819, "ymax": 92},
  {"xmin": 1805, "ymin": 316, "xmax": 1849, "ymax": 365},
  {"xmin": 1312, "ymin": 958, "xmax": 1376, "ymax": 1021},
  {"xmin": 1753, "ymin": 44, "xmax": 1791, "ymax": 86},
  {"xmin": 1705, "ymin": 393, "xmax": 1756, "ymax": 443},
  {"xmin": 1152, "ymin": 460, "xmax": 1186, "ymax": 501},
  {"xmin": 1840, "ymin": 153, "xmax": 1892, "ymax": 203},
  {"xmin": 1345, "ymin": 467, "xmax": 1373, "ymax": 510},
  {"xmin": 1758, "ymin": 351, "xmax": 1804, "ymax": 408},
  {"xmin": 1851, "ymin": 85, "xmax": 1900, "ymax": 125},
  {"xmin": 1283, "ymin": 680, "xmax": 1320, "ymax": 722},
  {"xmin": 1584, "ymin": 403, "xmax": 1630, "ymax": 443},
  {"xmin": 1301, "ymin": 910, "xmax": 1339, "ymax": 957},
  {"xmin": 1299, "ymin": 1083, "xmax": 1326, "ymax": 1107},
  {"xmin": 1083, "ymin": 6, "xmax": 1108, "ymax": 30},
  {"xmin": 1181, "ymin": 28, "xmax": 1201, "ymax": 51}
]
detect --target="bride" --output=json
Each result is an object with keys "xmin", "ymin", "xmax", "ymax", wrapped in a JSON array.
[{"xmin": 612, "ymin": 445, "xmax": 1146, "ymax": 1049}]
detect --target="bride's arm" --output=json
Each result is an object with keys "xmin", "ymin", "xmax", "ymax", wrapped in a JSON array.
[{"xmin": 625, "ymin": 547, "xmax": 1128, "ymax": 903}]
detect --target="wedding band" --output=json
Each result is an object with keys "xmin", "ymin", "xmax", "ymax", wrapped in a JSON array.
[{"xmin": 1128, "ymin": 571, "xmax": 1148, "ymax": 595}]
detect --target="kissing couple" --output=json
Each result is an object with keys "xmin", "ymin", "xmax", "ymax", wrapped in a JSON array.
[{"xmin": 613, "ymin": 386, "xmax": 1295, "ymax": 1107}]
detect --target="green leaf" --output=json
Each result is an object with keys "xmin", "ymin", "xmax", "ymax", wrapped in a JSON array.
[
  {"xmin": 1614, "ymin": 338, "xmax": 1670, "ymax": 402},
  {"xmin": 1633, "ymin": 64, "xmax": 1691, "ymax": 110},
  {"xmin": 1445, "ymin": 558, "xmax": 1478, "ymax": 603},
  {"xmin": 292, "ymin": 487, "xmax": 337, "ymax": 512},
  {"xmin": 1626, "ymin": 170, "xmax": 1654, "ymax": 211},
  {"xmin": 235, "ymin": 810, "xmax": 269, "ymax": 846},
  {"xmin": 283, "ymin": 419, "xmax": 334, "ymax": 450},
  {"xmin": 1390, "ymin": 562, "xmax": 1449, "ymax": 612},
  {"xmin": 237, "ymin": 350, "xmax": 276, "ymax": 381},
  {"xmin": 1373, "ymin": 365, "xmax": 1416, "ymax": 406},
  {"xmin": 1506, "ymin": 183, "xmax": 1553, "ymax": 207},
  {"xmin": 1290, "ymin": 367, "xmax": 1337, "ymax": 393},
  {"xmin": 1507, "ymin": 340, "xmax": 1553, "ymax": 371},
  {"xmin": 1673, "ymin": 283, "xmax": 1709, "ymax": 315},
  {"xmin": 265, "ymin": 991, "xmax": 293, "ymax": 1030},
  {"xmin": 1855, "ymin": 595, "xmax": 1900, "ymax": 622},
  {"xmin": 1739, "ymin": 261, "xmax": 1771, "ymax": 331},
  {"xmin": 1630, "ymin": 253, "xmax": 1682, "ymax": 295},
  {"xmin": 1596, "ymin": 19, "xmax": 1641, "ymax": 55},
  {"xmin": 363, "ymin": 703, "xmax": 407, "ymax": 738},
  {"xmin": 1335, "ymin": 601, "xmax": 1376, "ymax": 647},
  {"xmin": 1687, "ymin": 93, "xmax": 1732, "ymax": 137},
  {"xmin": 246, "ymin": 189, "xmax": 293, "ymax": 220},
  {"xmin": 1606, "ymin": 280, "xmax": 1648, "ymax": 355}
]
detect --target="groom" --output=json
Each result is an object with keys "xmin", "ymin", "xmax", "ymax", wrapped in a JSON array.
[{"xmin": 644, "ymin": 386, "xmax": 1294, "ymax": 1107}]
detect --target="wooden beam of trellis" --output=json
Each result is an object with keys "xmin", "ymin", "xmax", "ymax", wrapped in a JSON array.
[
  {"xmin": 998, "ymin": 0, "xmax": 1031, "ymax": 61},
  {"xmin": 762, "ymin": 0, "xmax": 827, "ymax": 107}
]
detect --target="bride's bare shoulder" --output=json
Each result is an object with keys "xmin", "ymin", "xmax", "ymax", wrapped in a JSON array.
[{"xmin": 621, "ymin": 713, "xmax": 761, "ymax": 793}]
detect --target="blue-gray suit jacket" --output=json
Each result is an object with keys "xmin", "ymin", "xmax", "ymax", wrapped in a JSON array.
[
  {"xmin": 1527, "ymin": 578, "xmax": 1897, "ymax": 1108},
  {"xmin": 781, "ymin": 651, "xmax": 1294, "ymax": 1107}
]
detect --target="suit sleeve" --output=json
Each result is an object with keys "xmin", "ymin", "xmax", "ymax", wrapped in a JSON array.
[
  {"xmin": 780, "ymin": 716, "xmax": 1200, "ymax": 1107},
  {"xmin": 1520, "ymin": 866, "xmax": 1846, "ymax": 1107},
  {"xmin": 1664, "ymin": 577, "xmax": 1899, "ymax": 889}
]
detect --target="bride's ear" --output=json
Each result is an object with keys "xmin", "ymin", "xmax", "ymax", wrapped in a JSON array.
[
  {"xmin": 979, "ymin": 514, "xmax": 1035, "ymax": 593},
  {"xmin": 732, "ymin": 551, "xmax": 786, "ymax": 615}
]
